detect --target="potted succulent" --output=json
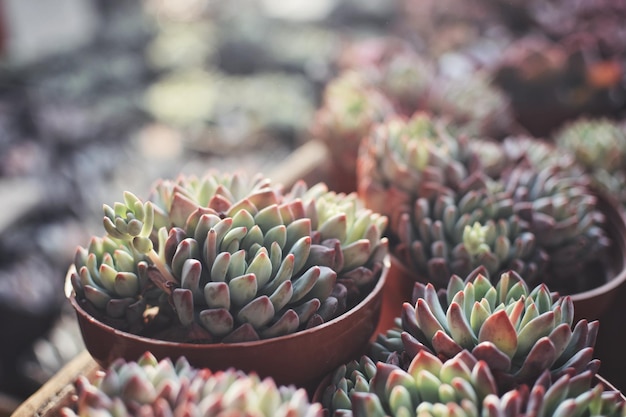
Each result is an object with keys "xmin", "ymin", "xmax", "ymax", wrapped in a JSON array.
[
  {"xmin": 66, "ymin": 171, "xmax": 389, "ymax": 390},
  {"xmin": 317, "ymin": 268, "xmax": 626, "ymax": 416},
  {"xmin": 61, "ymin": 351, "xmax": 323, "ymax": 417},
  {"xmin": 356, "ymin": 111, "xmax": 626, "ymax": 331}
]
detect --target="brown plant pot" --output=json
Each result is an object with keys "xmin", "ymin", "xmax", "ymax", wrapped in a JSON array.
[
  {"xmin": 373, "ymin": 255, "xmax": 416, "ymax": 337},
  {"xmin": 578, "ymin": 194, "xmax": 626, "ymax": 393},
  {"xmin": 569, "ymin": 193, "xmax": 626, "ymax": 322},
  {"xmin": 66, "ymin": 257, "xmax": 389, "ymax": 394}
]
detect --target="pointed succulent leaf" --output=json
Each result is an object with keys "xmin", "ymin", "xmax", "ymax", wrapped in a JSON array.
[
  {"xmin": 246, "ymin": 249, "xmax": 273, "ymax": 288},
  {"xmin": 237, "ymin": 296, "xmax": 275, "ymax": 328},
  {"xmin": 114, "ymin": 272, "xmax": 140, "ymax": 298},
  {"xmin": 172, "ymin": 288, "xmax": 194, "ymax": 327},
  {"xmin": 260, "ymin": 309, "xmax": 300, "ymax": 339},
  {"xmin": 203, "ymin": 282, "xmax": 230, "ymax": 309},
  {"xmin": 228, "ymin": 273, "xmax": 257, "ymax": 307},
  {"xmin": 478, "ymin": 309, "xmax": 518, "ymax": 359},
  {"xmin": 198, "ymin": 308, "xmax": 234, "ymax": 337}
]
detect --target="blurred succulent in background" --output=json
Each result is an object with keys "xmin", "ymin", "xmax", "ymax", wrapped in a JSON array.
[
  {"xmin": 358, "ymin": 110, "xmax": 614, "ymax": 295},
  {"xmin": 61, "ymin": 352, "xmax": 323, "ymax": 417},
  {"xmin": 69, "ymin": 171, "xmax": 388, "ymax": 343},
  {"xmin": 311, "ymin": 70, "xmax": 395, "ymax": 187},
  {"xmin": 374, "ymin": 47, "xmax": 436, "ymax": 116},
  {"xmin": 387, "ymin": 268, "xmax": 600, "ymax": 390},
  {"xmin": 426, "ymin": 71, "xmax": 515, "ymax": 139},
  {"xmin": 553, "ymin": 117, "xmax": 626, "ymax": 208},
  {"xmin": 492, "ymin": 33, "xmax": 626, "ymax": 137},
  {"xmin": 358, "ymin": 112, "xmax": 550, "ymax": 289}
]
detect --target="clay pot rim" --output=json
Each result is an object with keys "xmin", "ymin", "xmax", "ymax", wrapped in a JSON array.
[
  {"xmin": 65, "ymin": 255, "xmax": 390, "ymax": 349},
  {"xmin": 570, "ymin": 193, "xmax": 626, "ymax": 303}
]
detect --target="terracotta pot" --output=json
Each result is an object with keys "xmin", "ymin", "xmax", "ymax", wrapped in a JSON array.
[
  {"xmin": 66, "ymin": 257, "xmax": 389, "ymax": 393},
  {"xmin": 579, "ymin": 193, "xmax": 626, "ymax": 393},
  {"xmin": 373, "ymin": 255, "xmax": 415, "ymax": 337},
  {"xmin": 570, "ymin": 193, "xmax": 626, "ymax": 322}
]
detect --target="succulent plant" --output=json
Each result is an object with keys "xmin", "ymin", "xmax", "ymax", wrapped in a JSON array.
[
  {"xmin": 498, "ymin": 162, "xmax": 611, "ymax": 294},
  {"xmin": 375, "ymin": 49, "xmax": 436, "ymax": 116},
  {"xmin": 357, "ymin": 111, "xmax": 474, "ymax": 222},
  {"xmin": 320, "ymin": 349, "xmax": 624, "ymax": 417},
  {"xmin": 492, "ymin": 32, "xmax": 625, "ymax": 137},
  {"xmin": 60, "ymin": 352, "xmax": 323, "ymax": 417},
  {"xmin": 69, "ymin": 172, "xmax": 388, "ymax": 343},
  {"xmin": 390, "ymin": 268, "xmax": 600, "ymax": 389},
  {"xmin": 553, "ymin": 118, "xmax": 626, "ymax": 207},
  {"xmin": 358, "ymin": 112, "xmax": 550, "ymax": 289},
  {"xmin": 393, "ymin": 178, "xmax": 548, "ymax": 289},
  {"xmin": 311, "ymin": 70, "xmax": 395, "ymax": 176},
  {"xmin": 426, "ymin": 71, "xmax": 515, "ymax": 139}
]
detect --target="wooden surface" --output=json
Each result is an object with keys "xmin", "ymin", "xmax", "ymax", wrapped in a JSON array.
[
  {"xmin": 9, "ymin": 140, "xmax": 332, "ymax": 417},
  {"xmin": 10, "ymin": 351, "xmax": 99, "ymax": 417}
]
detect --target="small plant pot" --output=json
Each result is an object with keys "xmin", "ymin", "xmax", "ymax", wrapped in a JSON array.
[{"xmin": 66, "ymin": 257, "xmax": 389, "ymax": 393}]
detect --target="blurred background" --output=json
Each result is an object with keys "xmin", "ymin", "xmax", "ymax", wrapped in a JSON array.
[{"xmin": 0, "ymin": 0, "xmax": 624, "ymax": 413}]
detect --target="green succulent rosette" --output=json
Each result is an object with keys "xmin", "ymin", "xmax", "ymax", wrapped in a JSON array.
[
  {"xmin": 320, "ymin": 349, "xmax": 623, "ymax": 417},
  {"xmin": 426, "ymin": 71, "xmax": 515, "ymax": 139},
  {"xmin": 60, "ymin": 352, "xmax": 323, "ymax": 417},
  {"xmin": 394, "ymin": 178, "xmax": 548, "ymax": 289},
  {"xmin": 311, "ymin": 70, "xmax": 394, "ymax": 173},
  {"xmin": 69, "ymin": 172, "xmax": 388, "ymax": 343},
  {"xmin": 357, "ymin": 112, "xmax": 474, "ymax": 226},
  {"xmin": 499, "ymin": 163, "xmax": 610, "ymax": 294},
  {"xmin": 553, "ymin": 118, "xmax": 626, "ymax": 208},
  {"xmin": 372, "ymin": 268, "xmax": 599, "ymax": 390}
]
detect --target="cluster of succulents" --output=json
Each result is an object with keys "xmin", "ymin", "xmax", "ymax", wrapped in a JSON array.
[
  {"xmin": 322, "ymin": 349, "xmax": 623, "ymax": 417},
  {"xmin": 69, "ymin": 171, "xmax": 388, "ymax": 343},
  {"xmin": 61, "ymin": 352, "xmax": 323, "ymax": 417},
  {"xmin": 319, "ymin": 269, "xmax": 625, "ymax": 417},
  {"xmin": 312, "ymin": 37, "xmax": 516, "ymax": 180},
  {"xmin": 357, "ymin": 111, "xmax": 611, "ymax": 295}
]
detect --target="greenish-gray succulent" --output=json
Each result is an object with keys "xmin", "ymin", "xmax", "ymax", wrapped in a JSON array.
[
  {"xmin": 426, "ymin": 71, "xmax": 515, "ymax": 140},
  {"xmin": 69, "ymin": 172, "xmax": 388, "ymax": 343},
  {"xmin": 357, "ymin": 111, "xmax": 473, "ymax": 221},
  {"xmin": 358, "ymin": 113, "xmax": 613, "ymax": 295},
  {"xmin": 60, "ymin": 352, "xmax": 323, "ymax": 417},
  {"xmin": 499, "ymin": 163, "xmax": 610, "ymax": 294},
  {"xmin": 393, "ymin": 179, "xmax": 548, "ymax": 289},
  {"xmin": 320, "ymin": 349, "xmax": 624, "ymax": 417},
  {"xmin": 553, "ymin": 118, "xmax": 626, "ymax": 208},
  {"xmin": 311, "ymin": 70, "xmax": 394, "ymax": 174},
  {"xmin": 382, "ymin": 268, "xmax": 600, "ymax": 389},
  {"xmin": 318, "ymin": 265, "xmax": 622, "ymax": 417}
]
